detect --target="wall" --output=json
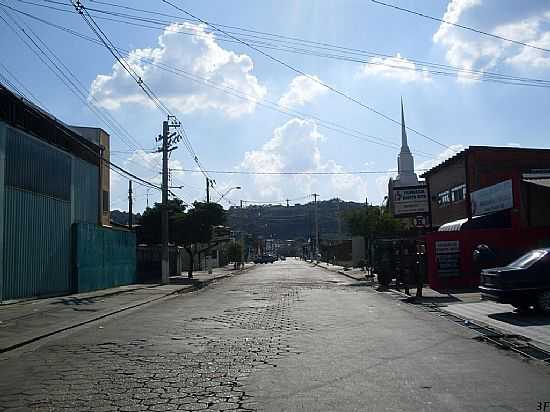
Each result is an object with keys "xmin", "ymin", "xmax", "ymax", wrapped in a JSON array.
[
  {"xmin": 426, "ymin": 156, "xmax": 467, "ymax": 227},
  {"xmin": 0, "ymin": 123, "xmax": 100, "ymax": 301},
  {"xmin": 425, "ymin": 227, "xmax": 550, "ymax": 291},
  {"xmin": 73, "ymin": 223, "xmax": 136, "ymax": 293},
  {"xmin": 69, "ymin": 126, "xmax": 110, "ymax": 226}
]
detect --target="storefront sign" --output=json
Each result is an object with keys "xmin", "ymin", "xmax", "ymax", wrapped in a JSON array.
[
  {"xmin": 435, "ymin": 240, "xmax": 460, "ymax": 276},
  {"xmin": 470, "ymin": 179, "xmax": 513, "ymax": 216},
  {"xmin": 391, "ymin": 185, "xmax": 429, "ymax": 216}
]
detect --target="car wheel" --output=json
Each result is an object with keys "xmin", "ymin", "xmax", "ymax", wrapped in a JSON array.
[{"xmin": 536, "ymin": 290, "xmax": 550, "ymax": 315}]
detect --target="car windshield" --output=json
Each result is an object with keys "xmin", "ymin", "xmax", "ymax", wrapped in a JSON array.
[{"xmin": 508, "ymin": 249, "xmax": 548, "ymax": 268}]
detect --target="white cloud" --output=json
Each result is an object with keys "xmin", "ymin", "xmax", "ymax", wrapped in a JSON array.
[
  {"xmin": 90, "ymin": 23, "xmax": 267, "ymax": 118},
  {"xmin": 358, "ymin": 53, "xmax": 431, "ymax": 82},
  {"xmin": 278, "ymin": 75, "xmax": 327, "ymax": 108},
  {"xmin": 433, "ymin": 0, "xmax": 481, "ymax": 43},
  {"xmin": 239, "ymin": 118, "xmax": 368, "ymax": 201},
  {"xmin": 433, "ymin": 1, "xmax": 550, "ymax": 78}
]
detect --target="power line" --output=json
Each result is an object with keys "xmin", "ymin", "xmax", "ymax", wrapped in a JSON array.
[
  {"xmin": 370, "ymin": 0, "xmax": 550, "ymax": 54},
  {"xmin": 160, "ymin": 0, "xmax": 450, "ymax": 149},
  {"xmin": 0, "ymin": 82, "xmax": 162, "ymax": 191},
  {"xmin": 169, "ymin": 168, "xmax": 424, "ymax": 175},
  {"xmin": 3, "ymin": 4, "xmax": 439, "ymax": 158},
  {"xmin": 0, "ymin": 4, "xmax": 144, "ymax": 154},
  {"xmin": 12, "ymin": 0, "xmax": 550, "ymax": 88}
]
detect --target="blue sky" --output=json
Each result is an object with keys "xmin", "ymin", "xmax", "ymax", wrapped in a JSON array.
[{"xmin": 1, "ymin": 0, "xmax": 550, "ymax": 212}]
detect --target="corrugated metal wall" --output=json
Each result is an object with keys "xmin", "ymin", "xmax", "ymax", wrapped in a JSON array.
[
  {"xmin": 3, "ymin": 187, "xmax": 71, "ymax": 299},
  {"xmin": 1, "ymin": 124, "xmax": 100, "ymax": 301},
  {"xmin": 73, "ymin": 157, "xmax": 99, "ymax": 224},
  {"xmin": 74, "ymin": 223, "xmax": 136, "ymax": 293}
]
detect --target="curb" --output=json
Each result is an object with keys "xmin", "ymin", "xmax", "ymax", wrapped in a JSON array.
[{"xmin": 311, "ymin": 262, "xmax": 368, "ymax": 282}]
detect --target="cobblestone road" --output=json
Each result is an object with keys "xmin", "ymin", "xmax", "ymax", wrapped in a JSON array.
[{"xmin": 1, "ymin": 260, "xmax": 549, "ymax": 411}]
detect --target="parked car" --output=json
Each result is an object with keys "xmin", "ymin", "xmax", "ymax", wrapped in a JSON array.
[
  {"xmin": 479, "ymin": 248, "xmax": 550, "ymax": 314},
  {"xmin": 253, "ymin": 255, "xmax": 276, "ymax": 264}
]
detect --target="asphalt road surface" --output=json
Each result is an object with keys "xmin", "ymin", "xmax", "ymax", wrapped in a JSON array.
[{"xmin": 1, "ymin": 260, "xmax": 549, "ymax": 411}]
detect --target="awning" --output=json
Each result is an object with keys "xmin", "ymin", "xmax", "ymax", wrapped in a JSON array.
[
  {"xmin": 523, "ymin": 178, "xmax": 550, "ymax": 189},
  {"xmin": 438, "ymin": 209, "xmax": 511, "ymax": 232}
]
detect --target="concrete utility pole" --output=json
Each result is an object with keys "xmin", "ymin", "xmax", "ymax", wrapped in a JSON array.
[
  {"xmin": 313, "ymin": 193, "xmax": 319, "ymax": 261},
  {"xmin": 161, "ymin": 120, "xmax": 170, "ymax": 284},
  {"xmin": 158, "ymin": 116, "xmax": 180, "ymax": 284},
  {"xmin": 206, "ymin": 177, "xmax": 210, "ymax": 203},
  {"xmin": 128, "ymin": 180, "xmax": 133, "ymax": 229}
]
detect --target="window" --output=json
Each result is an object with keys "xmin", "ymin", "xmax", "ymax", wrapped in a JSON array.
[
  {"xmin": 451, "ymin": 184, "xmax": 466, "ymax": 203},
  {"xmin": 437, "ymin": 190, "xmax": 450, "ymax": 207}
]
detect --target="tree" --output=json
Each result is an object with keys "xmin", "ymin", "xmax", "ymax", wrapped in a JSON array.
[
  {"xmin": 343, "ymin": 206, "xmax": 404, "ymax": 269},
  {"xmin": 343, "ymin": 206, "xmax": 403, "ymax": 238},
  {"xmin": 136, "ymin": 198, "xmax": 186, "ymax": 245},
  {"xmin": 225, "ymin": 242, "xmax": 243, "ymax": 269},
  {"xmin": 172, "ymin": 202, "xmax": 226, "ymax": 278}
]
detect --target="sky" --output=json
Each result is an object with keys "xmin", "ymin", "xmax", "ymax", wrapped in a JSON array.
[{"xmin": 1, "ymin": 0, "xmax": 550, "ymax": 213}]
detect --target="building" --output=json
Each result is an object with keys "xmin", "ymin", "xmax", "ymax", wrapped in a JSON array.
[
  {"xmin": 69, "ymin": 126, "xmax": 111, "ymax": 226},
  {"xmin": 421, "ymin": 145, "xmax": 550, "ymax": 290},
  {"xmin": 421, "ymin": 146, "xmax": 550, "ymax": 228},
  {"xmin": 0, "ymin": 84, "xmax": 135, "ymax": 302},
  {"xmin": 387, "ymin": 99, "xmax": 429, "ymax": 228}
]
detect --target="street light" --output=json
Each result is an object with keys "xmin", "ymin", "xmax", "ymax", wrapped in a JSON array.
[{"xmin": 216, "ymin": 186, "xmax": 241, "ymax": 203}]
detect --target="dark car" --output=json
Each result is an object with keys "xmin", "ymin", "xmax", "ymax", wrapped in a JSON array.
[{"xmin": 479, "ymin": 248, "xmax": 550, "ymax": 313}]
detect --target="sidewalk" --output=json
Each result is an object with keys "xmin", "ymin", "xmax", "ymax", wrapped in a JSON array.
[
  {"xmin": 0, "ymin": 264, "xmax": 253, "ymax": 354},
  {"xmin": 311, "ymin": 261, "xmax": 371, "ymax": 282}
]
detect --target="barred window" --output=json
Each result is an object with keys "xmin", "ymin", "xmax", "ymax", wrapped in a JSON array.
[
  {"xmin": 451, "ymin": 184, "xmax": 466, "ymax": 203},
  {"xmin": 437, "ymin": 190, "xmax": 450, "ymax": 207}
]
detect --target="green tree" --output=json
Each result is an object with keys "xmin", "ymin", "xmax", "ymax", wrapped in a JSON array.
[
  {"xmin": 343, "ymin": 206, "xmax": 403, "ymax": 238},
  {"xmin": 172, "ymin": 202, "xmax": 226, "ymax": 278},
  {"xmin": 136, "ymin": 198, "xmax": 186, "ymax": 245}
]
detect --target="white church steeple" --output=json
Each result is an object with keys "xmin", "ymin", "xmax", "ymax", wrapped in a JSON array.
[{"xmin": 395, "ymin": 98, "xmax": 419, "ymax": 186}]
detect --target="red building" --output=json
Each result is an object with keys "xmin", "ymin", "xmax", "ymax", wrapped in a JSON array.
[{"xmin": 421, "ymin": 146, "xmax": 550, "ymax": 290}]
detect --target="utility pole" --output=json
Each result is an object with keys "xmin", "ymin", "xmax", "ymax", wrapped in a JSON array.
[
  {"xmin": 157, "ymin": 116, "xmax": 180, "ymax": 285},
  {"xmin": 206, "ymin": 177, "xmax": 210, "ymax": 203},
  {"xmin": 161, "ymin": 120, "xmax": 170, "ymax": 284},
  {"xmin": 240, "ymin": 200, "xmax": 243, "ymax": 208},
  {"xmin": 128, "ymin": 180, "xmax": 133, "ymax": 229},
  {"xmin": 286, "ymin": 199, "xmax": 289, "ymax": 207},
  {"xmin": 313, "ymin": 193, "xmax": 319, "ymax": 261},
  {"xmin": 146, "ymin": 188, "xmax": 150, "ymax": 208}
]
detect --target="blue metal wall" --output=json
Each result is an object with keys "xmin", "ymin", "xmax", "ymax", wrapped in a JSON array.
[
  {"xmin": 73, "ymin": 157, "xmax": 99, "ymax": 224},
  {"xmin": 74, "ymin": 223, "xmax": 136, "ymax": 293},
  {"xmin": 0, "ymin": 123, "xmax": 100, "ymax": 301},
  {"xmin": 3, "ymin": 187, "xmax": 72, "ymax": 299}
]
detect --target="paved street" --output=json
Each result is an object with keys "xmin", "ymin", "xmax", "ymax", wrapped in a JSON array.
[{"xmin": 1, "ymin": 260, "xmax": 550, "ymax": 411}]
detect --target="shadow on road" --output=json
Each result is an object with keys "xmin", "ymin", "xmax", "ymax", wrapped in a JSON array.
[{"xmin": 489, "ymin": 312, "xmax": 550, "ymax": 327}]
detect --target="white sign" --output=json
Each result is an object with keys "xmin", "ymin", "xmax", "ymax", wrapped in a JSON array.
[
  {"xmin": 470, "ymin": 179, "xmax": 513, "ymax": 216},
  {"xmin": 392, "ymin": 185, "xmax": 429, "ymax": 216},
  {"xmin": 435, "ymin": 240, "xmax": 460, "ymax": 254},
  {"xmin": 435, "ymin": 240, "xmax": 460, "ymax": 276}
]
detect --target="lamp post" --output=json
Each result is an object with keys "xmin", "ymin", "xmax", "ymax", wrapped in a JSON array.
[{"xmin": 216, "ymin": 186, "xmax": 241, "ymax": 203}]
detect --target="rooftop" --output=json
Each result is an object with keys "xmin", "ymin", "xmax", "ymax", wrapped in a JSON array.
[{"xmin": 420, "ymin": 145, "xmax": 550, "ymax": 178}]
